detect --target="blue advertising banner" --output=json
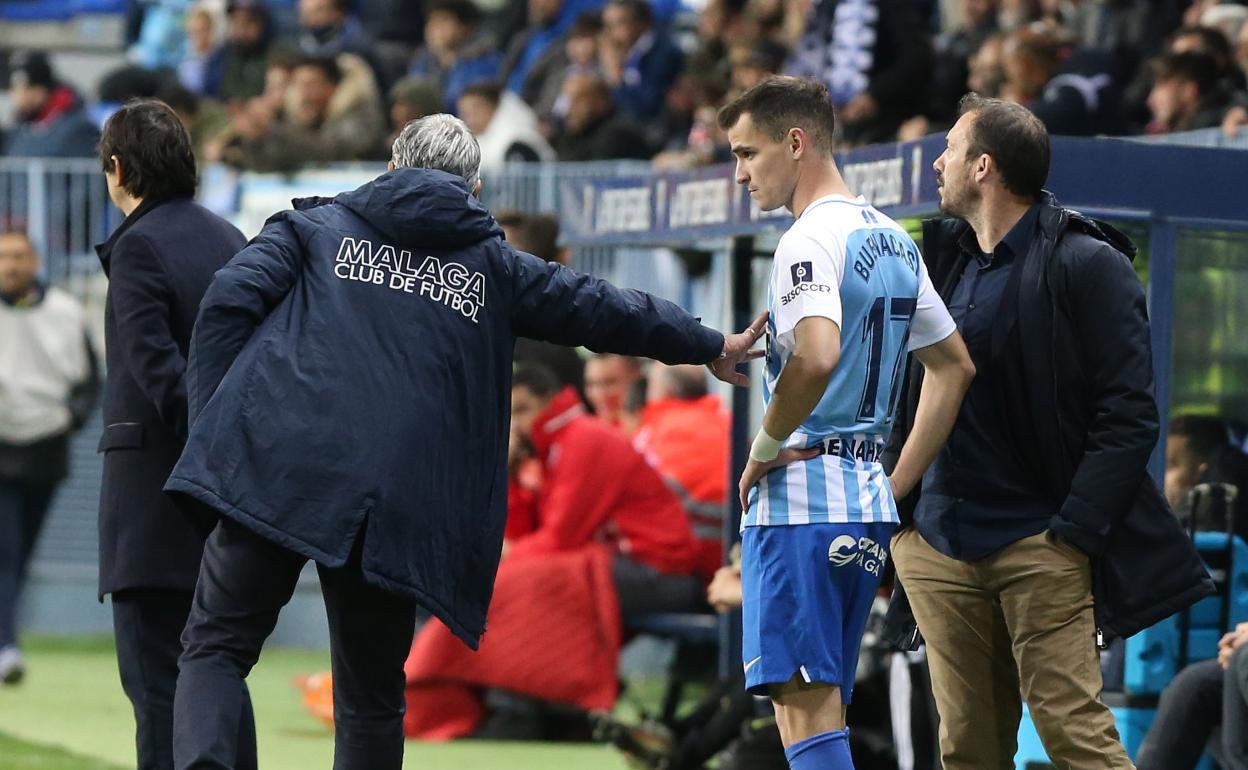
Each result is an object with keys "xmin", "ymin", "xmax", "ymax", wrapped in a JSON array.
[{"xmin": 559, "ymin": 134, "xmax": 1248, "ymax": 245}]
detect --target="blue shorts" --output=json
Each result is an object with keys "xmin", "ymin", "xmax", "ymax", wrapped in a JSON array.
[{"xmin": 741, "ymin": 522, "xmax": 895, "ymax": 699}]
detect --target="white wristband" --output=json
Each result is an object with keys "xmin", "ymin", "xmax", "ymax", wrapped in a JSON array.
[{"xmin": 749, "ymin": 428, "xmax": 785, "ymax": 463}]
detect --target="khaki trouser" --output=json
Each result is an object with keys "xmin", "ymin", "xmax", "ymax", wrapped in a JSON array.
[{"xmin": 892, "ymin": 528, "xmax": 1135, "ymax": 770}]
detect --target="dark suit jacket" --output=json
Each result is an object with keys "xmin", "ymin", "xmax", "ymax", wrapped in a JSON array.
[{"xmin": 95, "ymin": 197, "xmax": 246, "ymax": 596}]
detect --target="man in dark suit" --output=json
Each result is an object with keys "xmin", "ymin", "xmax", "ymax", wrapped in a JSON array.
[{"xmin": 94, "ymin": 99, "xmax": 257, "ymax": 770}]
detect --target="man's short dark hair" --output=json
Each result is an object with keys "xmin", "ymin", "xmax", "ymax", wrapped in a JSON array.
[
  {"xmin": 513, "ymin": 363, "xmax": 562, "ymax": 398},
  {"xmin": 1171, "ymin": 415, "xmax": 1228, "ymax": 462},
  {"xmin": 607, "ymin": 0, "xmax": 652, "ymax": 26},
  {"xmin": 569, "ymin": 11, "xmax": 603, "ymax": 37},
  {"xmin": 427, "ymin": 0, "xmax": 481, "ymax": 27},
  {"xmin": 1169, "ymin": 25, "xmax": 1233, "ymax": 68},
  {"xmin": 717, "ymin": 76, "xmax": 837, "ymax": 156},
  {"xmin": 1152, "ymin": 52, "xmax": 1220, "ymax": 96},
  {"xmin": 957, "ymin": 92, "xmax": 1050, "ymax": 201},
  {"xmin": 99, "ymin": 99, "xmax": 197, "ymax": 201},
  {"xmin": 294, "ymin": 54, "xmax": 342, "ymax": 84},
  {"xmin": 460, "ymin": 81, "xmax": 503, "ymax": 108}
]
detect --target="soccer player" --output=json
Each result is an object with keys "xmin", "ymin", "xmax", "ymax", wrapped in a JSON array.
[{"xmin": 718, "ymin": 76, "xmax": 975, "ymax": 770}]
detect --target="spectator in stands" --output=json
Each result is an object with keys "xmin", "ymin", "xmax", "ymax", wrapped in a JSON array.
[
  {"xmin": 1125, "ymin": 24, "xmax": 1244, "ymax": 133},
  {"xmin": 651, "ymin": 73, "xmax": 730, "ymax": 170},
  {"xmin": 227, "ymin": 55, "xmax": 387, "ymax": 171},
  {"xmin": 386, "ymin": 76, "xmax": 444, "ymax": 154},
  {"xmin": 94, "ymin": 99, "xmax": 257, "ymax": 770},
  {"xmin": 128, "ymin": 0, "xmax": 191, "ymax": 71},
  {"xmin": 409, "ymin": 0, "xmax": 503, "ymax": 111},
  {"xmin": 297, "ymin": 0, "xmax": 375, "ymax": 69},
  {"xmin": 458, "ymin": 82, "xmax": 555, "ymax": 175},
  {"xmin": 216, "ymin": 0, "xmax": 291, "ymax": 104},
  {"xmin": 584, "ymin": 352, "xmax": 644, "ymax": 426},
  {"xmin": 969, "ymin": 33, "xmax": 1008, "ymax": 98},
  {"xmin": 0, "ymin": 229, "xmax": 99, "ymax": 686},
  {"xmin": 999, "ymin": 25, "xmax": 1124, "ymax": 136},
  {"xmin": 786, "ymin": 0, "xmax": 933, "ymax": 145},
  {"xmin": 1166, "ymin": 414, "xmax": 1248, "ymax": 541},
  {"xmin": 686, "ymin": 0, "xmax": 753, "ymax": 80},
  {"xmin": 1199, "ymin": 3, "xmax": 1248, "ymax": 64},
  {"xmin": 929, "ymin": 0, "xmax": 1000, "ymax": 127},
  {"xmin": 539, "ymin": 14, "xmax": 605, "ymax": 127},
  {"xmin": 499, "ymin": 0, "xmax": 601, "ymax": 102},
  {"xmin": 1146, "ymin": 51, "xmax": 1232, "ymax": 134},
  {"xmin": 1136, "ymin": 622, "xmax": 1248, "ymax": 770},
  {"xmin": 599, "ymin": 0, "xmax": 685, "ymax": 120},
  {"xmin": 158, "ymin": 82, "xmax": 230, "ymax": 164},
  {"xmin": 634, "ymin": 363, "xmax": 730, "ymax": 575},
  {"xmin": 551, "ymin": 73, "xmax": 652, "ymax": 160},
  {"xmin": 179, "ymin": 5, "xmax": 226, "ymax": 96},
  {"xmin": 1171, "ymin": 24, "xmax": 1248, "ymax": 94},
  {"xmin": 728, "ymin": 39, "xmax": 789, "ymax": 94},
  {"xmin": 4, "ymin": 52, "xmax": 100, "ymax": 159}
]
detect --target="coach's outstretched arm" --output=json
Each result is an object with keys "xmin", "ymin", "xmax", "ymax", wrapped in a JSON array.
[
  {"xmin": 887, "ymin": 331, "xmax": 975, "ymax": 501},
  {"xmin": 507, "ymin": 248, "xmax": 764, "ymax": 381},
  {"xmin": 186, "ymin": 215, "xmax": 304, "ymax": 424}
]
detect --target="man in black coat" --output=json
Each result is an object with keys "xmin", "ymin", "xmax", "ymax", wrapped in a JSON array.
[
  {"xmin": 164, "ymin": 113, "xmax": 764, "ymax": 769},
  {"xmin": 94, "ymin": 99, "xmax": 257, "ymax": 770},
  {"xmin": 880, "ymin": 94, "xmax": 1212, "ymax": 769}
]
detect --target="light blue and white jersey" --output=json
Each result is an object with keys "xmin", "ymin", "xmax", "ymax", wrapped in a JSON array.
[{"xmin": 744, "ymin": 194, "xmax": 956, "ymax": 528}]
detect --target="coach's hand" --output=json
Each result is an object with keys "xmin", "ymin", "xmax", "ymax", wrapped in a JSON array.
[
  {"xmin": 738, "ymin": 447, "xmax": 821, "ymax": 513},
  {"xmin": 709, "ymin": 310, "xmax": 769, "ymax": 386}
]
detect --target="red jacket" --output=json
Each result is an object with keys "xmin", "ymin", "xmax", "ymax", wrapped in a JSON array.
[
  {"xmin": 509, "ymin": 387, "xmax": 700, "ymax": 575},
  {"xmin": 635, "ymin": 394, "xmax": 729, "ymax": 508},
  {"xmin": 634, "ymin": 394, "xmax": 729, "ymax": 577}
]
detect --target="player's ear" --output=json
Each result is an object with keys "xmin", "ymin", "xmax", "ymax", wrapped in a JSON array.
[
  {"xmin": 789, "ymin": 128, "xmax": 804, "ymax": 159},
  {"xmin": 974, "ymin": 153, "xmax": 992, "ymax": 184}
]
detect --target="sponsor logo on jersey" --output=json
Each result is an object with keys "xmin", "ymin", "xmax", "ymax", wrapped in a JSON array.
[
  {"xmin": 828, "ymin": 534, "xmax": 889, "ymax": 577},
  {"xmin": 780, "ymin": 281, "xmax": 834, "ymax": 306},
  {"xmin": 790, "ymin": 261, "xmax": 813, "ymax": 286}
]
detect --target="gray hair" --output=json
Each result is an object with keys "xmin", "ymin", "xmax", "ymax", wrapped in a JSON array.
[{"xmin": 390, "ymin": 113, "xmax": 482, "ymax": 188}]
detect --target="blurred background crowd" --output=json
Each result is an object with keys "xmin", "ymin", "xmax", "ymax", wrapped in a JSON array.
[{"xmin": 4, "ymin": 0, "xmax": 1248, "ymax": 174}]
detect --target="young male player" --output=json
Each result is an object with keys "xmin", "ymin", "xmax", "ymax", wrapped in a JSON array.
[{"xmin": 718, "ymin": 76, "xmax": 975, "ymax": 770}]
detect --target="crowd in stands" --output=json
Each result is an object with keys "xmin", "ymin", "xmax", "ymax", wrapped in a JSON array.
[{"xmin": 5, "ymin": 0, "xmax": 1248, "ymax": 169}]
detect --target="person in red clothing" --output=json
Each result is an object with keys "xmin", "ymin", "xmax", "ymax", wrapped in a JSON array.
[
  {"xmin": 634, "ymin": 363, "xmax": 730, "ymax": 578},
  {"xmin": 584, "ymin": 352, "xmax": 644, "ymax": 429},
  {"xmin": 508, "ymin": 363, "xmax": 705, "ymax": 611}
]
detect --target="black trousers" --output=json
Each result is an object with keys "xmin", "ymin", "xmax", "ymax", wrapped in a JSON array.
[
  {"xmin": 0, "ymin": 478, "xmax": 55, "ymax": 648},
  {"xmin": 173, "ymin": 518, "xmax": 418, "ymax": 770},
  {"xmin": 112, "ymin": 588, "xmax": 257, "ymax": 770},
  {"xmin": 1137, "ymin": 650, "xmax": 1248, "ymax": 770}
]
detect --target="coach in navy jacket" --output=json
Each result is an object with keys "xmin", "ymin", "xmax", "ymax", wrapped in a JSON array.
[
  {"xmin": 166, "ymin": 114, "xmax": 758, "ymax": 769},
  {"xmin": 94, "ymin": 100, "xmax": 257, "ymax": 770}
]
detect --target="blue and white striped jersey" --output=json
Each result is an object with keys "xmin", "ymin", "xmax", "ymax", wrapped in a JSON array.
[{"xmin": 744, "ymin": 194, "xmax": 956, "ymax": 528}]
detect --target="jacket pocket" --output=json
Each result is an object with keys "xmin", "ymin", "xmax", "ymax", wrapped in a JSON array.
[{"xmin": 98, "ymin": 422, "xmax": 145, "ymax": 452}]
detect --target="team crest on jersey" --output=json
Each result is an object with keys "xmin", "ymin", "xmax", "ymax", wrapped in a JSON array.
[
  {"xmin": 790, "ymin": 261, "xmax": 813, "ymax": 287},
  {"xmin": 828, "ymin": 534, "xmax": 888, "ymax": 577}
]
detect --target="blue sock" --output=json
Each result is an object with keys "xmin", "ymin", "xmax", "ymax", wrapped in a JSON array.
[{"xmin": 784, "ymin": 728, "xmax": 853, "ymax": 770}]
